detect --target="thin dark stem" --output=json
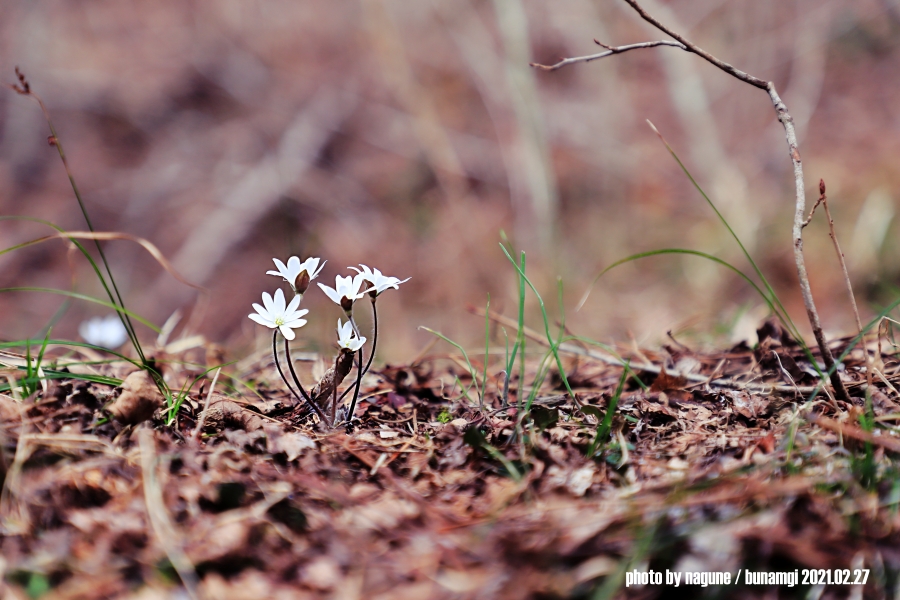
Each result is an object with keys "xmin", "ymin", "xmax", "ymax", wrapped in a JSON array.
[
  {"xmin": 344, "ymin": 347, "xmax": 365, "ymax": 424},
  {"xmin": 342, "ymin": 313, "xmax": 369, "ymax": 423},
  {"xmin": 338, "ymin": 298, "xmax": 378, "ymax": 404},
  {"xmin": 273, "ymin": 331, "xmax": 328, "ymax": 424},
  {"xmin": 283, "ymin": 335, "xmax": 314, "ymax": 405},
  {"xmin": 362, "ymin": 299, "xmax": 378, "ymax": 376},
  {"xmin": 24, "ymin": 90, "xmax": 145, "ymax": 364}
]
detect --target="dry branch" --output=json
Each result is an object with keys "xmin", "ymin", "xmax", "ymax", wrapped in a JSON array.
[{"xmin": 531, "ymin": 0, "xmax": 849, "ymax": 401}]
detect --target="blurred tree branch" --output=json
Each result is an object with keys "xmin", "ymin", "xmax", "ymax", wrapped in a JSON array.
[{"xmin": 531, "ymin": 0, "xmax": 850, "ymax": 401}]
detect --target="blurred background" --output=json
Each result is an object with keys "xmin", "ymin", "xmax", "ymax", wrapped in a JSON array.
[{"xmin": 2, "ymin": 0, "xmax": 900, "ymax": 362}]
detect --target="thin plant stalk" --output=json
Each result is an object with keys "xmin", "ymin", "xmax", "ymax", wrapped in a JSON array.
[
  {"xmin": 343, "ymin": 313, "xmax": 370, "ymax": 423},
  {"xmin": 530, "ymin": 1, "xmax": 850, "ymax": 401},
  {"xmin": 11, "ymin": 78, "xmax": 145, "ymax": 364},
  {"xmin": 273, "ymin": 331, "xmax": 328, "ymax": 424},
  {"xmin": 360, "ymin": 298, "xmax": 379, "ymax": 377},
  {"xmin": 500, "ymin": 244, "xmax": 578, "ymax": 403},
  {"xmin": 516, "ymin": 251, "xmax": 527, "ymax": 413},
  {"xmin": 344, "ymin": 348, "xmax": 365, "ymax": 423},
  {"xmin": 418, "ymin": 326, "xmax": 482, "ymax": 401},
  {"xmin": 283, "ymin": 335, "xmax": 314, "ymax": 405},
  {"xmin": 815, "ymin": 181, "xmax": 873, "ymax": 395},
  {"xmin": 587, "ymin": 364, "xmax": 629, "ymax": 458},
  {"xmin": 336, "ymin": 316, "xmax": 371, "ymax": 405},
  {"xmin": 481, "ymin": 294, "xmax": 491, "ymax": 410}
]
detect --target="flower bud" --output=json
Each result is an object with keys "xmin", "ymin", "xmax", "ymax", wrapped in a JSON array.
[{"xmin": 294, "ymin": 270, "xmax": 311, "ymax": 295}]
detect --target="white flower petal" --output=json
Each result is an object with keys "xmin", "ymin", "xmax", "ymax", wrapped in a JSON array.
[
  {"xmin": 273, "ymin": 288, "xmax": 287, "ymax": 313},
  {"xmin": 285, "ymin": 294, "xmax": 301, "ymax": 313},
  {"xmin": 282, "ymin": 318, "xmax": 307, "ymax": 329},
  {"xmin": 249, "ymin": 313, "xmax": 274, "ymax": 327},
  {"xmin": 262, "ymin": 291, "xmax": 275, "ymax": 314},
  {"xmin": 279, "ymin": 325, "xmax": 296, "ymax": 340},
  {"xmin": 273, "ymin": 258, "xmax": 289, "ymax": 275},
  {"xmin": 309, "ymin": 258, "xmax": 326, "ymax": 279},
  {"xmin": 285, "ymin": 309, "xmax": 309, "ymax": 324},
  {"xmin": 318, "ymin": 283, "xmax": 341, "ymax": 305}
]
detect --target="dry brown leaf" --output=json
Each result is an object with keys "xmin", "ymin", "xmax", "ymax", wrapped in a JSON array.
[{"xmin": 107, "ymin": 371, "xmax": 164, "ymax": 425}]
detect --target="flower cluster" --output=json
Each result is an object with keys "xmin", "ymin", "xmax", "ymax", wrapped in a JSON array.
[{"xmin": 248, "ymin": 256, "xmax": 408, "ymax": 426}]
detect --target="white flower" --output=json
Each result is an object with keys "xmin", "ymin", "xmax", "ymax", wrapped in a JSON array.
[
  {"xmin": 79, "ymin": 315, "xmax": 129, "ymax": 349},
  {"xmin": 317, "ymin": 274, "xmax": 366, "ymax": 312},
  {"xmin": 248, "ymin": 288, "xmax": 309, "ymax": 340},
  {"xmin": 350, "ymin": 264, "xmax": 410, "ymax": 297},
  {"xmin": 267, "ymin": 256, "xmax": 325, "ymax": 294},
  {"xmin": 336, "ymin": 319, "xmax": 366, "ymax": 352}
]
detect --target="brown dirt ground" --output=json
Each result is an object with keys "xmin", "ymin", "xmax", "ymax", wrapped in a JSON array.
[{"xmin": 2, "ymin": 320, "xmax": 900, "ymax": 600}]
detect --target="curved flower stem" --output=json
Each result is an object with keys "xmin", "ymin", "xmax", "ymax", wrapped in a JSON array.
[
  {"xmin": 362, "ymin": 298, "xmax": 378, "ymax": 377},
  {"xmin": 338, "ymin": 299, "xmax": 379, "ymax": 408},
  {"xmin": 283, "ymin": 335, "xmax": 314, "ymax": 404},
  {"xmin": 330, "ymin": 370, "xmax": 338, "ymax": 426},
  {"xmin": 344, "ymin": 347, "xmax": 365, "ymax": 424},
  {"xmin": 344, "ymin": 314, "xmax": 367, "ymax": 423},
  {"xmin": 273, "ymin": 331, "xmax": 328, "ymax": 424}
]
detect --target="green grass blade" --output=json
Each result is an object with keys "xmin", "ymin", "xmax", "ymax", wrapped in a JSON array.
[
  {"xmin": 166, "ymin": 362, "xmax": 236, "ymax": 425},
  {"xmin": 500, "ymin": 244, "xmax": 577, "ymax": 402},
  {"xmin": 587, "ymin": 363, "xmax": 629, "ymax": 457},
  {"xmin": 583, "ymin": 248, "xmax": 787, "ymax": 324},
  {"xmin": 0, "ymin": 339, "xmax": 142, "ymax": 368},
  {"xmin": 516, "ymin": 251, "xmax": 526, "ymax": 409},
  {"xmin": 0, "ymin": 216, "xmax": 145, "ymax": 360},
  {"xmin": 482, "ymin": 294, "xmax": 490, "ymax": 409},
  {"xmin": 0, "ymin": 370, "xmax": 122, "ymax": 392},
  {"xmin": 647, "ymin": 123, "xmax": 799, "ymax": 330},
  {"xmin": 40, "ymin": 114, "xmax": 147, "ymax": 364},
  {"xmin": 0, "ymin": 287, "xmax": 160, "ymax": 332},
  {"xmin": 418, "ymin": 327, "xmax": 480, "ymax": 402}
]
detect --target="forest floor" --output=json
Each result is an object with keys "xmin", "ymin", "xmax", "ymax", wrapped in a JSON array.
[{"xmin": 2, "ymin": 319, "xmax": 900, "ymax": 600}]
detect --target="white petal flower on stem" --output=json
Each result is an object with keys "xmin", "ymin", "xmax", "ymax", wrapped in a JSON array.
[
  {"xmin": 350, "ymin": 264, "xmax": 410, "ymax": 297},
  {"xmin": 266, "ymin": 256, "xmax": 326, "ymax": 294},
  {"xmin": 317, "ymin": 274, "xmax": 366, "ymax": 312},
  {"xmin": 248, "ymin": 288, "xmax": 309, "ymax": 340},
  {"xmin": 79, "ymin": 315, "xmax": 129, "ymax": 349},
  {"xmin": 336, "ymin": 319, "xmax": 366, "ymax": 352}
]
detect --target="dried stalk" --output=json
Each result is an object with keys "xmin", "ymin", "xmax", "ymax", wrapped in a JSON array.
[
  {"xmin": 531, "ymin": 0, "xmax": 849, "ymax": 400},
  {"xmin": 811, "ymin": 180, "xmax": 874, "ymax": 394},
  {"xmin": 191, "ymin": 367, "xmax": 222, "ymax": 442},
  {"xmin": 138, "ymin": 429, "xmax": 199, "ymax": 600}
]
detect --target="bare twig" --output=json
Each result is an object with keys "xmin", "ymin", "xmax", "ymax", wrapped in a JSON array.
[
  {"xmin": 191, "ymin": 367, "xmax": 221, "ymax": 442},
  {"xmin": 531, "ymin": 40, "xmax": 686, "ymax": 71},
  {"xmin": 818, "ymin": 180, "xmax": 872, "ymax": 395},
  {"xmin": 531, "ymin": 0, "xmax": 849, "ymax": 401}
]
